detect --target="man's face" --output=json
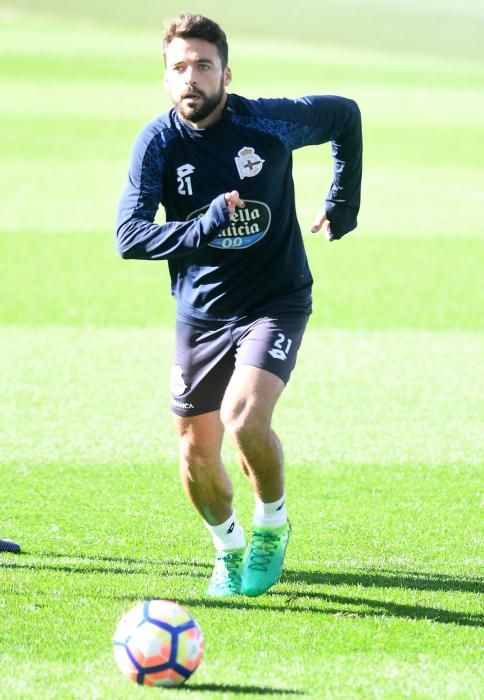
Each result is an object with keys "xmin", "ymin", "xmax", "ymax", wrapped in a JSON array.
[{"xmin": 164, "ymin": 37, "xmax": 231, "ymax": 126}]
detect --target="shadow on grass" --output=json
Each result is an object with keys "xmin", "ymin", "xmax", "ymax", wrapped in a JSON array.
[
  {"xmin": 283, "ymin": 568, "xmax": 484, "ymax": 595},
  {"xmin": 174, "ymin": 592, "xmax": 483, "ymax": 628},
  {"xmin": 2, "ymin": 555, "xmax": 482, "ymax": 628},
  {"xmin": 2, "ymin": 554, "xmax": 480, "ymax": 592},
  {"xmin": 0, "ymin": 552, "xmax": 210, "ymax": 578},
  {"xmin": 182, "ymin": 683, "xmax": 304, "ymax": 695},
  {"xmin": 279, "ymin": 589, "xmax": 483, "ymax": 628}
]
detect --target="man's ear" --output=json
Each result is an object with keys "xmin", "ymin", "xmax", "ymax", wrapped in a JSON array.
[{"xmin": 224, "ymin": 66, "xmax": 232, "ymax": 87}]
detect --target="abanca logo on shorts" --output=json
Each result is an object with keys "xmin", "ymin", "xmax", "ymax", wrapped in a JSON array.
[
  {"xmin": 187, "ymin": 200, "xmax": 271, "ymax": 250},
  {"xmin": 170, "ymin": 367, "xmax": 194, "ymax": 408},
  {"xmin": 172, "ymin": 399, "xmax": 195, "ymax": 410}
]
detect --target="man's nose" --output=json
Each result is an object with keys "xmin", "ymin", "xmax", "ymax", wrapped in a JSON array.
[{"xmin": 184, "ymin": 67, "xmax": 197, "ymax": 84}]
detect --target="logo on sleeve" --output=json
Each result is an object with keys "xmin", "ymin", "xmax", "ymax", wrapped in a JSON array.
[
  {"xmin": 187, "ymin": 200, "xmax": 271, "ymax": 250},
  {"xmin": 235, "ymin": 147, "xmax": 265, "ymax": 179}
]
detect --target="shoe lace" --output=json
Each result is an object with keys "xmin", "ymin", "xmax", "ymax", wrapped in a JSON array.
[
  {"xmin": 247, "ymin": 531, "xmax": 281, "ymax": 572},
  {"xmin": 214, "ymin": 551, "xmax": 243, "ymax": 588}
]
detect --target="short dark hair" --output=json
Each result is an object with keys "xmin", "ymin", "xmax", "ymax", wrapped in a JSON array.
[{"xmin": 163, "ymin": 14, "xmax": 229, "ymax": 69}]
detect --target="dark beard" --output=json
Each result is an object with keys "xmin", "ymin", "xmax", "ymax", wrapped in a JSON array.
[{"xmin": 177, "ymin": 79, "xmax": 225, "ymax": 124}]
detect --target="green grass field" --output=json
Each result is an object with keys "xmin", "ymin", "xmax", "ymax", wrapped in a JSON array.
[{"xmin": 1, "ymin": 1, "xmax": 483, "ymax": 698}]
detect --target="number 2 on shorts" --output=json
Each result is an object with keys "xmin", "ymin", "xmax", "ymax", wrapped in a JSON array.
[{"xmin": 268, "ymin": 333, "xmax": 293, "ymax": 361}]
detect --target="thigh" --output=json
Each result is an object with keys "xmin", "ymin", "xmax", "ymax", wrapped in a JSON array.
[
  {"xmin": 170, "ymin": 318, "xmax": 235, "ymax": 417},
  {"xmin": 234, "ymin": 314, "xmax": 309, "ymax": 385},
  {"xmin": 221, "ymin": 365, "xmax": 285, "ymax": 430}
]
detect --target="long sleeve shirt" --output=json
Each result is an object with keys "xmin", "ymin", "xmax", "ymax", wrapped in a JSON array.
[{"xmin": 115, "ymin": 93, "xmax": 362, "ymax": 322}]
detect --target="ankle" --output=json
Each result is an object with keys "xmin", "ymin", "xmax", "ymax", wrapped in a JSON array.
[
  {"xmin": 253, "ymin": 494, "xmax": 287, "ymax": 527},
  {"xmin": 205, "ymin": 512, "xmax": 246, "ymax": 551}
]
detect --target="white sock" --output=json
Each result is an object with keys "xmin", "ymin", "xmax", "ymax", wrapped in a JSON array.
[
  {"xmin": 204, "ymin": 512, "xmax": 246, "ymax": 552},
  {"xmin": 253, "ymin": 494, "xmax": 287, "ymax": 527}
]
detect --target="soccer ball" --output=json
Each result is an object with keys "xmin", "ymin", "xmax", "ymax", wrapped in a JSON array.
[{"xmin": 113, "ymin": 599, "xmax": 203, "ymax": 687}]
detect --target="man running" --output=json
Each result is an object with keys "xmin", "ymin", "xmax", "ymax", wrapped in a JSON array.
[{"xmin": 115, "ymin": 14, "xmax": 362, "ymax": 596}]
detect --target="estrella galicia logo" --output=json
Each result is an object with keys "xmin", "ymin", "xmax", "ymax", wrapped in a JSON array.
[{"xmin": 187, "ymin": 200, "xmax": 271, "ymax": 250}]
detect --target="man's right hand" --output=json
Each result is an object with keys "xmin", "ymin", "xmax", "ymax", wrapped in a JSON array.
[{"xmin": 224, "ymin": 190, "xmax": 245, "ymax": 218}]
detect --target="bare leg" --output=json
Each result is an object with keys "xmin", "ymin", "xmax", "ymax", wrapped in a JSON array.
[
  {"xmin": 173, "ymin": 410, "xmax": 232, "ymax": 525},
  {"xmin": 220, "ymin": 366, "xmax": 285, "ymax": 502}
]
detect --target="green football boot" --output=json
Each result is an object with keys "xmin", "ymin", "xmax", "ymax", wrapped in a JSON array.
[
  {"xmin": 241, "ymin": 522, "xmax": 291, "ymax": 597},
  {"xmin": 207, "ymin": 547, "xmax": 245, "ymax": 597}
]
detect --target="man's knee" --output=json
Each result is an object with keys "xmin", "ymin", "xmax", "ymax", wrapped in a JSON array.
[
  {"xmin": 221, "ymin": 366, "xmax": 284, "ymax": 443},
  {"xmin": 220, "ymin": 397, "xmax": 269, "ymax": 445},
  {"xmin": 174, "ymin": 412, "xmax": 223, "ymax": 470}
]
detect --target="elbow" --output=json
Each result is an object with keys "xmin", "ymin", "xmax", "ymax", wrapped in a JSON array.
[
  {"xmin": 117, "ymin": 245, "xmax": 132, "ymax": 260},
  {"xmin": 349, "ymin": 99, "xmax": 361, "ymax": 124},
  {"xmin": 342, "ymin": 98, "xmax": 360, "ymax": 125},
  {"xmin": 116, "ymin": 241, "xmax": 135, "ymax": 260},
  {"xmin": 115, "ymin": 226, "xmax": 134, "ymax": 259}
]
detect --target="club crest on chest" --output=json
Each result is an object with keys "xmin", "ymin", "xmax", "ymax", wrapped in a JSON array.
[{"xmin": 235, "ymin": 147, "xmax": 265, "ymax": 179}]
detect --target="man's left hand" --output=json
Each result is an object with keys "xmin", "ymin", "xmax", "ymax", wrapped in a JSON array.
[{"xmin": 311, "ymin": 210, "xmax": 335, "ymax": 241}]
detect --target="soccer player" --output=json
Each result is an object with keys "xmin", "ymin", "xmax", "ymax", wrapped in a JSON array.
[{"xmin": 115, "ymin": 14, "xmax": 362, "ymax": 597}]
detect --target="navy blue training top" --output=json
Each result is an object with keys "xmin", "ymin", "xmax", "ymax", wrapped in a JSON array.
[{"xmin": 115, "ymin": 93, "xmax": 362, "ymax": 322}]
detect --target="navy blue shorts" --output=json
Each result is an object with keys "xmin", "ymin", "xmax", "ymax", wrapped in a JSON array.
[{"xmin": 170, "ymin": 313, "xmax": 309, "ymax": 416}]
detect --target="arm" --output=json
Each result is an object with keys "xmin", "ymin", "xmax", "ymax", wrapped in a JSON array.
[
  {"xmin": 321, "ymin": 97, "xmax": 362, "ymax": 240},
  {"xmin": 116, "ymin": 195, "xmax": 229, "ymax": 260},
  {"xmin": 114, "ymin": 126, "xmax": 232, "ymax": 260},
  {"xmin": 256, "ymin": 95, "xmax": 363, "ymax": 240}
]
